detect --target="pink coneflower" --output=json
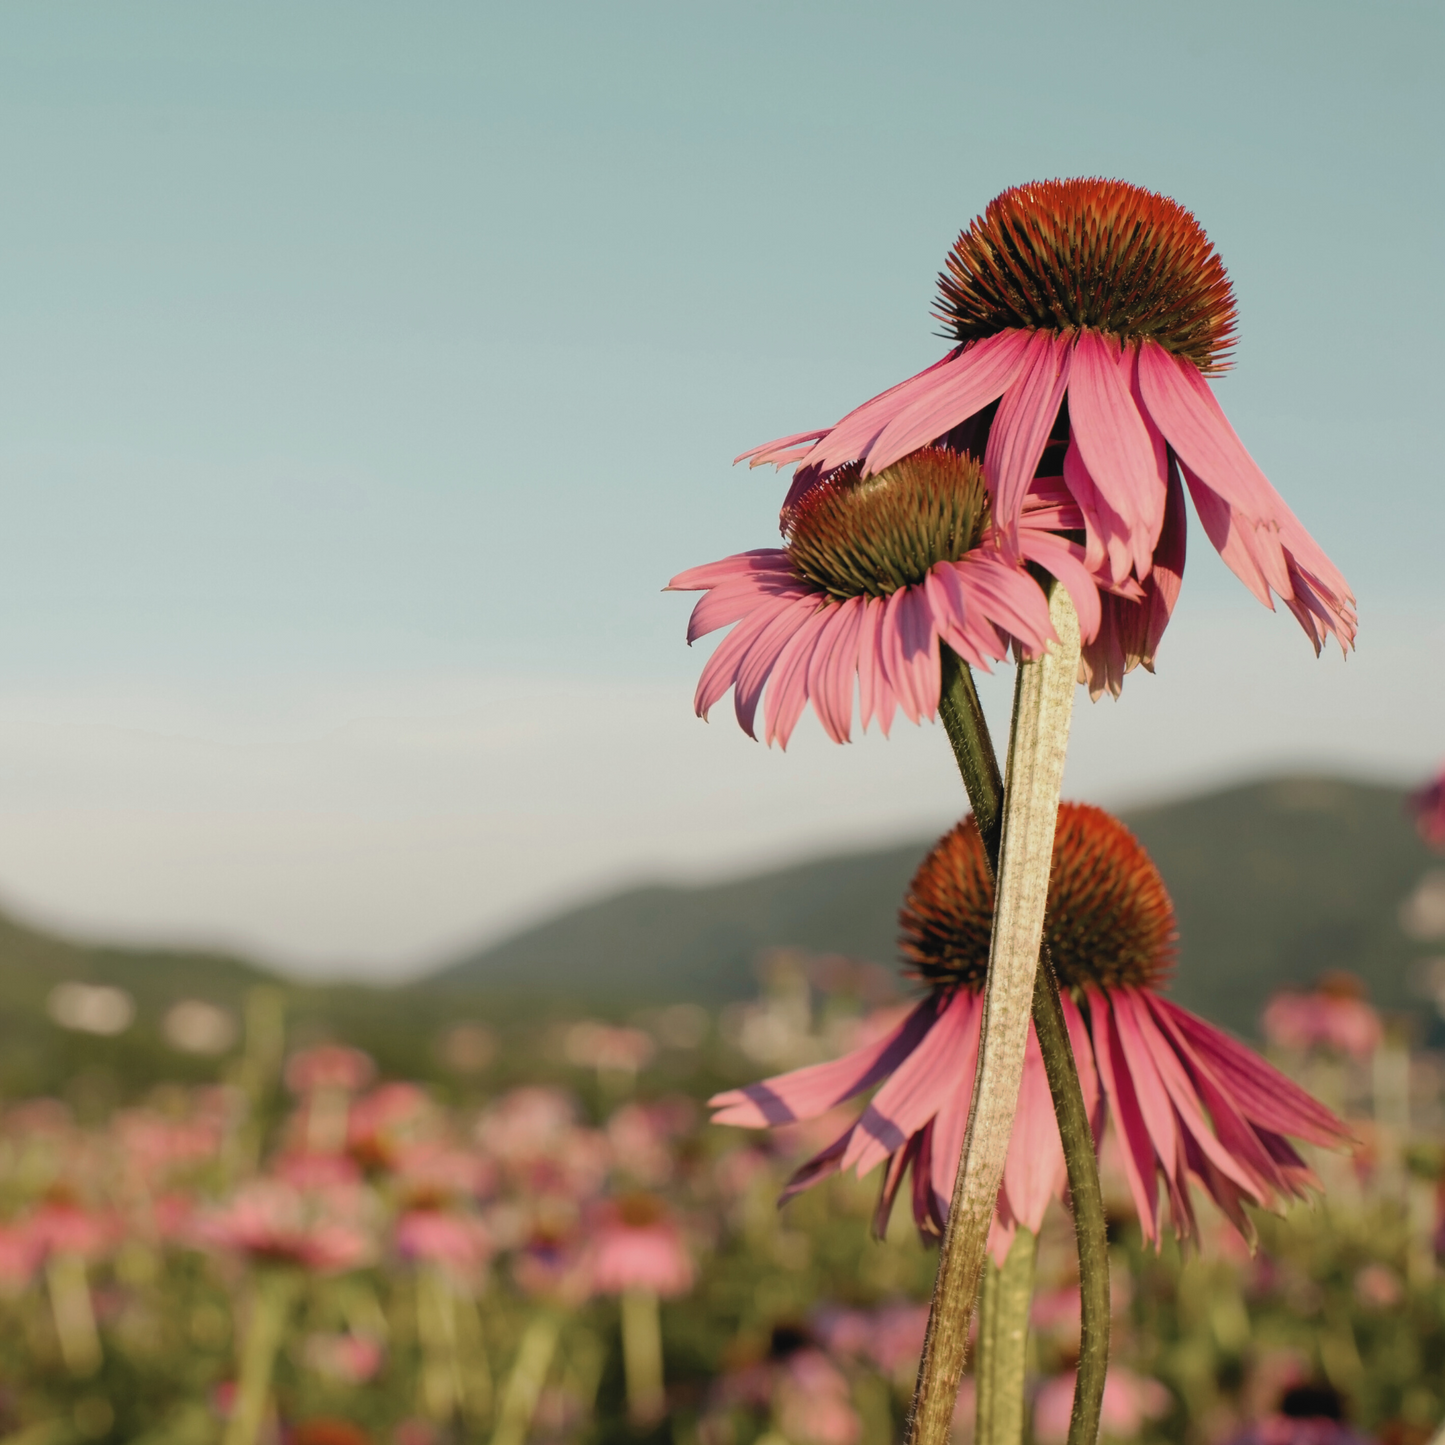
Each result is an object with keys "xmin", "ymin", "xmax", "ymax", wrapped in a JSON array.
[
  {"xmin": 197, "ymin": 1178, "xmax": 375, "ymax": 1274},
  {"xmin": 1033, "ymin": 1365, "xmax": 1171, "ymax": 1444},
  {"xmin": 712, "ymin": 805, "xmax": 1353, "ymax": 1253},
  {"xmin": 671, "ymin": 447, "xmax": 1101, "ymax": 744},
  {"xmin": 1409, "ymin": 765, "xmax": 1445, "ymax": 850},
  {"xmin": 589, "ymin": 1194, "xmax": 695, "ymax": 1298},
  {"xmin": 1261, "ymin": 973, "xmax": 1382, "ymax": 1060},
  {"xmin": 394, "ymin": 1208, "xmax": 494, "ymax": 1275},
  {"xmin": 741, "ymin": 178, "xmax": 1355, "ymax": 695}
]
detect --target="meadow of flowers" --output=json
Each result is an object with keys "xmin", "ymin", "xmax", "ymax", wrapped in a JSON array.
[{"xmin": 0, "ymin": 957, "xmax": 1440, "ymax": 1445}]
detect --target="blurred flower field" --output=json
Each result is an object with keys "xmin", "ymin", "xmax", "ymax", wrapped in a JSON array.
[{"xmin": 0, "ymin": 955, "xmax": 1441, "ymax": 1445}]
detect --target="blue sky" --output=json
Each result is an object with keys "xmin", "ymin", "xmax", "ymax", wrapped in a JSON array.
[{"xmin": 0, "ymin": 3, "xmax": 1439, "ymax": 976}]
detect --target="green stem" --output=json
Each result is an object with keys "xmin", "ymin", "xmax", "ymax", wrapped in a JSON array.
[
  {"xmin": 978, "ymin": 1228, "xmax": 1038, "ymax": 1445},
  {"xmin": 620, "ymin": 1287, "xmax": 666, "ymax": 1425},
  {"xmin": 490, "ymin": 1311, "xmax": 562, "ymax": 1445},
  {"xmin": 223, "ymin": 1269, "xmax": 299, "ymax": 1445},
  {"xmin": 974, "ymin": 1258, "xmax": 999, "ymax": 1445},
  {"xmin": 910, "ymin": 623, "xmax": 1108, "ymax": 1445}
]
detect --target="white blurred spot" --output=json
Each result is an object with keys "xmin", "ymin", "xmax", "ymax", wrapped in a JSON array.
[
  {"xmin": 163, "ymin": 999, "xmax": 238, "ymax": 1055},
  {"xmin": 47, "ymin": 983, "xmax": 135, "ymax": 1036}
]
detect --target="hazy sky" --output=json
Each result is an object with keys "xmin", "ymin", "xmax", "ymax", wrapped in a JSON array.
[{"xmin": 0, "ymin": 2, "xmax": 1439, "ymax": 978}]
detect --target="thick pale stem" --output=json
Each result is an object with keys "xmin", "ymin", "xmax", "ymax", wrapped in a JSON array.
[
  {"xmin": 223, "ymin": 1270, "xmax": 298, "ymax": 1445},
  {"xmin": 907, "ymin": 587, "xmax": 1081, "ymax": 1445},
  {"xmin": 621, "ymin": 1287, "xmax": 666, "ymax": 1425},
  {"xmin": 937, "ymin": 633, "xmax": 1111, "ymax": 1445},
  {"xmin": 490, "ymin": 1312, "xmax": 562, "ymax": 1445},
  {"xmin": 977, "ymin": 1229, "xmax": 1038, "ymax": 1445},
  {"xmin": 46, "ymin": 1251, "xmax": 102, "ymax": 1377}
]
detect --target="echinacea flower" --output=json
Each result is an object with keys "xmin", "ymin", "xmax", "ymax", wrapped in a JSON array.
[
  {"xmin": 588, "ymin": 1193, "xmax": 695, "ymax": 1298},
  {"xmin": 712, "ymin": 804, "xmax": 1353, "ymax": 1254},
  {"xmin": 1409, "ymin": 764, "xmax": 1445, "ymax": 850},
  {"xmin": 670, "ymin": 446, "xmax": 1100, "ymax": 745},
  {"xmin": 1261, "ymin": 973, "xmax": 1382, "ymax": 1060},
  {"xmin": 741, "ymin": 178, "xmax": 1355, "ymax": 696}
]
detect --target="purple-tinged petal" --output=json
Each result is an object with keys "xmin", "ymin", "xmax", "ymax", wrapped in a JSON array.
[
  {"xmin": 873, "ymin": 1131, "xmax": 925, "ymax": 1240},
  {"xmin": 1151, "ymin": 997, "xmax": 1352, "ymax": 1148},
  {"xmin": 710, "ymin": 998, "xmax": 940, "ymax": 1127},
  {"xmin": 912, "ymin": 1118, "xmax": 945, "ymax": 1239},
  {"xmin": 779, "ymin": 1128, "xmax": 852, "ymax": 1204},
  {"xmin": 1088, "ymin": 990, "xmax": 1161, "ymax": 1242},
  {"xmin": 669, "ymin": 549, "xmax": 794, "ymax": 594},
  {"xmin": 1063, "ymin": 440, "xmax": 1134, "ymax": 585},
  {"xmin": 984, "ymin": 331, "xmax": 1073, "ymax": 549}
]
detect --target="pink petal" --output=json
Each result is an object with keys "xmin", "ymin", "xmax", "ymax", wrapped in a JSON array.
[
  {"xmin": 1152, "ymin": 997, "xmax": 1351, "ymax": 1148},
  {"xmin": 694, "ymin": 596, "xmax": 799, "ymax": 720},
  {"xmin": 921, "ymin": 991, "xmax": 983, "ymax": 1210},
  {"xmin": 710, "ymin": 998, "xmax": 940, "ymax": 1127},
  {"xmin": 779, "ymin": 1128, "xmax": 853, "ymax": 1203},
  {"xmin": 733, "ymin": 594, "xmax": 824, "ymax": 737},
  {"xmin": 1068, "ymin": 333, "xmax": 1162, "ymax": 577},
  {"xmin": 1059, "ymin": 990, "xmax": 1103, "ymax": 1144},
  {"xmin": 1062, "ymin": 440, "xmax": 1134, "ymax": 585},
  {"xmin": 1016, "ymin": 531, "xmax": 1103, "ymax": 644},
  {"xmin": 1181, "ymin": 464, "xmax": 1275, "ymax": 608},
  {"xmin": 1088, "ymin": 991, "xmax": 1160, "ymax": 1242},
  {"xmin": 762, "ymin": 604, "xmax": 835, "ymax": 748},
  {"xmin": 736, "ymin": 429, "xmax": 831, "ymax": 470},
  {"xmin": 669, "ymin": 549, "xmax": 794, "ymax": 595},
  {"xmin": 1000, "ymin": 1026, "xmax": 1067, "ymax": 1233},
  {"xmin": 862, "ymin": 330, "xmax": 1034, "ymax": 476},
  {"xmin": 1115, "ymin": 990, "xmax": 1260, "ymax": 1201},
  {"xmin": 815, "ymin": 594, "xmax": 866, "ymax": 744},
  {"xmin": 984, "ymin": 331, "xmax": 1073, "ymax": 550},
  {"xmin": 844, "ymin": 990, "xmax": 980, "ymax": 1180},
  {"xmin": 793, "ymin": 352, "xmax": 963, "ymax": 476}
]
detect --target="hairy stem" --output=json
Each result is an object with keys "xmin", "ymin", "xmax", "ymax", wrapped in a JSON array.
[{"xmin": 907, "ymin": 589, "xmax": 1091, "ymax": 1445}]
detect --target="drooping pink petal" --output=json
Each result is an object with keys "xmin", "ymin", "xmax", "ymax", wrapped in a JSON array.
[
  {"xmin": 984, "ymin": 331, "xmax": 1073, "ymax": 549},
  {"xmin": 763, "ymin": 604, "xmax": 836, "ymax": 748},
  {"xmin": 1152, "ymin": 997, "xmax": 1352, "ymax": 1148},
  {"xmin": 843, "ymin": 990, "xmax": 979, "ymax": 1179},
  {"xmin": 862, "ymin": 330, "xmax": 1035, "ymax": 476},
  {"xmin": 1180, "ymin": 463, "xmax": 1275, "ymax": 608},
  {"xmin": 999, "ymin": 1026, "xmax": 1067, "ymax": 1235},
  {"xmin": 1059, "ymin": 990, "xmax": 1103, "ymax": 1143},
  {"xmin": 953, "ymin": 552, "xmax": 1055, "ymax": 655},
  {"xmin": 1088, "ymin": 991, "xmax": 1161, "ymax": 1242},
  {"xmin": 1016, "ymin": 531, "xmax": 1103, "ymax": 644},
  {"xmin": 733, "ymin": 594, "xmax": 826, "ymax": 737},
  {"xmin": 710, "ymin": 998, "xmax": 940, "ymax": 1128},
  {"xmin": 694, "ymin": 596, "xmax": 800, "ymax": 720},
  {"xmin": 779, "ymin": 1128, "xmax": 853, "ymax": 1204},
  {"xmin": 1114, "ymin": 990, "xmax": 1261, "ymax": 1203},
  {"xmin": 814, "ymin": 595, "xmax": 866, "ymax": 744},
  {"xmin": 872, "ymin": 1129, "xmax": 925, "ymax": 1239},
  {"xmin": 920, "ymin": 991, "xmax": 983, "ymax": 1211},
  {"xmin": 1063, "ymin": 440, "xmax": 1134, "ymax": 585},
  {"xmin": 736, "ymin": 429, "xmax": 831, "ymax": 470},
  {"xmin": 758, "ymin": 353, "xmax": 963, "ymax": 477},
  {"xmin": 1068, "ymin": 333, "xmax": 1163, "ymax": 576}
]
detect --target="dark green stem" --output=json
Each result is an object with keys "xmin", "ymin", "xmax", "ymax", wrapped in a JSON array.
[{"xmin": 938, "ymin": 645, "xmax": 1110, "ymax": 1445}]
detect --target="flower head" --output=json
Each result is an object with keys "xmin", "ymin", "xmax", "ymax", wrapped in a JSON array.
[
  {"xmin": 741, "ymin": 179, "xmax": 1354, "ymax": 696},
  {"xmin": 671, "ymin": 448, "xmax": 1098, "ymax": 745},
  {"xmin": 1261, "ymin": 973, "xmax": 1382, "ymax": 1060},
  {"xmin": 588, "ymin": 1193, "xmax": 695, "ymax": 1298},
  {"xmin": 712, "ymin": 804, "xmax": 1353, "ymax": 1255}
]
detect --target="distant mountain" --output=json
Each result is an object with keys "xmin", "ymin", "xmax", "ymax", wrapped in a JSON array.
[{"xmin": 431, "ymin": 775, "xmax": 1442, "ymax": 1038}]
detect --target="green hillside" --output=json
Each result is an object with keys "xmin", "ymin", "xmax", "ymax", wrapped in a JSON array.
[{"xmin": 434, "ymin": 775, "xmax": 1442, "ymax": 1038}]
